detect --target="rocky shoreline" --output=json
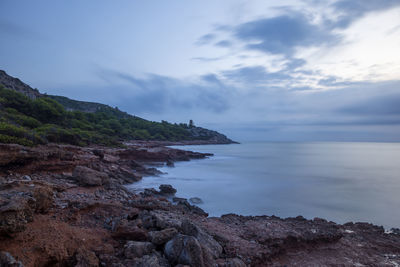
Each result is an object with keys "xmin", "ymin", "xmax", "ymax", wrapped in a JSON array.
[{"xmin": 1, "ymin": 142, "xmax": 400, "ymax": 266}]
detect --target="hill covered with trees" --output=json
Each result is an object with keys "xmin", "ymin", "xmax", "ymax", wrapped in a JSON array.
[{"xmin": 0, "ymin": 70, "xmax": 234, "ymax": 147}]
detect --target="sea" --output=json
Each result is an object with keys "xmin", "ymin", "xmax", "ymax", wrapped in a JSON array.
[{"xmin": 127, "ymin": 142, "xmax": 400, "ymax": 229}]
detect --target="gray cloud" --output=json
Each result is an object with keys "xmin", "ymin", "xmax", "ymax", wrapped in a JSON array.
[
  {"xmin": 195, "ymin": 33, "xmax": 216, "ymax": 45},
  {"xmin": 93, "ymin": 69, "xmax": 231, "ymax": 114},
  {"xmin": 233, "ymin": 13, "xmax": 337, "ymax": 56},
  {"xmin": 215, "ymin": 40, "xmax": 232, "ymax": 47},
  {"xmin": 331, "ymin": 0, "xmax": 400, "ymax": 29}
]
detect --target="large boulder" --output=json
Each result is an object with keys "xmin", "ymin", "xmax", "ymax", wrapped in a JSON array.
[
  {"xmin": 132, "ymin": 252, "xmax": 170, "ymax": 267},
  {"xmin": 159, "ymin": 184, "xmax": 177, "ymax": 195},
  {"xmin": 0, "ymin": 194, "xmax": 34, "ymax": 236},
  {"xmin": 164, "ymin": 234, "xmax": 214, "ymax": 267},
  {"xmin": 72, "ymin": 166, "xmax": 109, "ymax": 186},
  {"xmin": 149, "ymin": 228, "xmax": 178, "ymax": 245},
  {"xmin": 181, "ymin": 220, "xmax": 222, "ymax": 259},
  {"xmin": 33, "ymin": 185, "xmax": 54, "ymax": 213}
]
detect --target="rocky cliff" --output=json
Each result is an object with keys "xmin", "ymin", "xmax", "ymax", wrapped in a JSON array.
[{"xmin": 0, "ymin": 70, "xmax": 41, "ymax": 99}]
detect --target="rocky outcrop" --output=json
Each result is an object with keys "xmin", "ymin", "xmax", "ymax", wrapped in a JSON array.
[
  {"xmin": 0, "ymin": 70, "xmax": 41, "ymax": 99},
  {"xmin": 0, "ymin": 142, "xmax": 399, "ymax": 266},
  {"xmin": 72, "ymin": 166, "xmax": 109, "ymax": 186}
]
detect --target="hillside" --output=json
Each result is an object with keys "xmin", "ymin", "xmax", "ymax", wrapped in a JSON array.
[{"xmin": 0, "ymin": 70, "xmax": 235, "ymax": 146}]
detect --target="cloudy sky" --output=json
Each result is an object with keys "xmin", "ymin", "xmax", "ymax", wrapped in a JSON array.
[{"xmin": 1, "ymin": 0, "xmax": 400, "ymax": 142}]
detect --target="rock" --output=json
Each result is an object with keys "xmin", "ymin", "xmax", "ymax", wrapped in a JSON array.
[
  {"xmin": 166, "ymin": 160, "xmax": 174, "ymax": 167},
  {"xmin": 164, "ymin": 234, "xmax": 214, "ymax": 267},
  {"xmin": 0, "ymin": 251, "xmax": 24, "ymax": 267},
  {"xmin": 132, "ymin": 252, "xmax": 170, "ymax": 267},
  {"xmin": 159, "ymin": 184, "xmax": 177, "ymax": 195},
  {"xmin": 33, "ymin": 185, "xmax": 54, "ymax": 213},
  {"xmin": 175, "ymin": 199, "xmax": 208, "ymax": 216},
  {"xmin": 111, "ymin": 220, "xmax": 148, "ymax": 241},
  {"xmin": 149, "ymin": 228, "xmax": 178, "ymax": 245},
  {"xmin": 181, "ymin": 220, "xmax": 222, "ymax": 259},
  {"xmin": 73, "ymin": 248, "xmax": 99, "ymax": 267},
  {"xmin": 189, "ymin": 197, "xmax": 203, "ymax": 204},
  {"xmin": 72, "ymin": 166, "xmax": 109, "ymax": 186},
  {"xmin": 216, "ymin": 258, "xmax": 247, "ymax": 267},
  {"xmin": 172, "ymin": 197, "xmax": 187, "ymax": 203},
  {"xmin": 124, "ymin": 241, "xmax": 155, "ymax": 259},
  {"xmin": 390, "ymin": 228, "xmax": 400, "ymax": 235},
  {"xmin": 0, "ymin": 195, "xmax": 34, "ymax": 236},
  {"xmin": 22, "ymin": 175, "xmax": 31, "ymax": 181}
]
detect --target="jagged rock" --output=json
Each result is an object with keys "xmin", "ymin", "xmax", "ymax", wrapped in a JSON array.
[
  {"xmin": 132, "ymin": 252, "xmax": 170, "ymax": 267},
  {"xmin": 73, "ymin": 248, "xmax": 99, "ymax": 267},
  {"xmin": 112, "ymin": 222, "xmax": 148, "ymax": 241},
  {"xmin": 164, "ymin": 234, "xmax": 214, "ymax": 267},
  {"xmin": 72, "ymin": 166, "xmax": 109, "ymax": 186},
  {"xmin": 149, "ymin": 228, "xmax": 178, "ymax": 245},
  {"xmin": 181, "ymin": 220, "xmax": 222, "ymax": 259},
  {"xmin": 139, "ymin": 211, "xmax": 182, "ymax": 230},
  {"xmin": 175, "ymin": 199, "xmax": 208, "ymax": 216},
  {"xmin": 159, "ymin": 184, "xmax": 177, "ymax": 195},
  {"xmin": 124, "ymin": 241, "xmax": 155, "ymax": 259},
  {"xmin": 0, "ymin": 251, "xmax": 24, "ymax": 267},
  {"xmin": 166, "ymin": 160, "xmax": 174, "ymax": 167},
  {"xmin": 0, "ymin": 194, "xmax": 34, "ymax": 236},
  {"xmin": 33, "ymin": 185, "xmax": 54, "ymax": 213}
]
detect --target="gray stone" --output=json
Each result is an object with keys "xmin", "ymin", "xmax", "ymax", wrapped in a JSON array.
[
  {"xmin": 149, "ymin": 228, "xmax": 178, "ymax": 245},
  {"xmin": 159, "ymin": 184, "xmax": 177, "ymax": 195},
  {"xmin": 124, "ymin": 241, "xmax": 155, "ymax": 259},
  {"xmin": 181, "ymin": 220, "xmax": 222, "ymax": 259},
  {"xmin": 72, "ymin": 166, "xmax": 109, "ymax": 186},
  {"xmin": 164, "ymin": 234, "xmax": 213, "ymax": 267}
]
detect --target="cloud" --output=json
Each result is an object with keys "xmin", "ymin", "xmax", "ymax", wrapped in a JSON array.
[
  {"xmin": 195, "ymin": 33, "xmax": 216, "ymax": 45},
  {"xmin": 215, "ymin": 40, "xmax": 232, "ymax": 47},
  {"xmin": 331, "ymin": 0, "xmax": 400, "ymax": 28},
  {"xmin": 93, "ymin": 69, "xmax": 231, "ymax": 115},
  {"xmin": 222, "ymin": 66, "xmax": 291, "ymax": 85},
  {"xmin": 339, "ymin": 92, "xmax": 400, "ymax": 116},
  {"xmin": 233, "ymin": 13, "xmax": 337, "ymax": 56}
]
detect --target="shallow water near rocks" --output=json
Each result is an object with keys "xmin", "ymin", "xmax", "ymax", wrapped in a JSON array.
[{"xmin": 128, "ymin": 142, "xmax": 400, "ymax": 229}]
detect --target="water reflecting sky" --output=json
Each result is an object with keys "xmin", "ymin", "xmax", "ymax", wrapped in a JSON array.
[{"xmin": 128, "ymin": 142, "xmax": 400, "ymax": 229}]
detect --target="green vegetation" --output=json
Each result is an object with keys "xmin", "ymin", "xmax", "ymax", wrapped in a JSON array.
[{"xmin": 0, "ymin": 86, "xmax": 196, "ymax": 147}]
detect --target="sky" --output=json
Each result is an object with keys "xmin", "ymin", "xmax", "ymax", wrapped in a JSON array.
[{"xmin": 1, "ymin": 0, "xmax": 400, "ymax": 142}]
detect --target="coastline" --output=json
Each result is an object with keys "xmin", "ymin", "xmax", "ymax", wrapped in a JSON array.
[{"xmin": 0, "ymin": 141, "xmax": 399, "ymax": 266}]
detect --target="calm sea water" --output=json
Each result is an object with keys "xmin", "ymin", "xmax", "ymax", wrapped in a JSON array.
[{"xmin": 127, "ymin": 142, "xmax": 400, "ymax": 229}]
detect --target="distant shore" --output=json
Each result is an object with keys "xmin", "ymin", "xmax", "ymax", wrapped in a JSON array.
[{"xmin": 0, "ymin": 141, "xmax": 399, "ymax": 266}]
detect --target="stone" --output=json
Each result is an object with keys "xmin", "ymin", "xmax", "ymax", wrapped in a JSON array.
[
  {"xmin": 74, "ymin": 248, "xmax": 99, "ymax": 267},
  {"xmin": 33, "ymin": 185, "xmax": 54, "ymax": 213},
  {"xmin": 0, "ymin": 251, "xmax": 24, "ymax": 267},
  {"xmin": 159, "ymin": 184, "xmax": 177, "ymax": 195},
  {"xmin": 124, "ymin": 241, "xmax": 155, "ymax": 259},
  {"xmin": 132, "ymin": 252, "xmax": 170, "ymax": 267},
  {"xmin": 181, "ymin": 220, "xmax": 222, "ymax": 259},
  {"xmin": 164, "ymin": 234, "xmax": 214, "ymax": 267},
  {"xmin": 149, "ymin": 228, "xmax": 178, "ymax": 245},
  {"xmin": 0, "ymin": 195, "xmax": 34, "ymax": 236},
  {"xmin": 72, "ymin": 166, "xmax": 109, "ymax": 186}
]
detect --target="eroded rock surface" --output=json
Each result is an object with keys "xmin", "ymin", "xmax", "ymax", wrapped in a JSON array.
[{"xmin": 0, "ymin": 142, "xmax": 399, "ymax": 267}]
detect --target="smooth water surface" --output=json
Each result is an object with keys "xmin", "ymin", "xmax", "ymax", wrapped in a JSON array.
[{"xmin": 127, "ymin": 142, "xmax": 400, "ymax": 228}]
